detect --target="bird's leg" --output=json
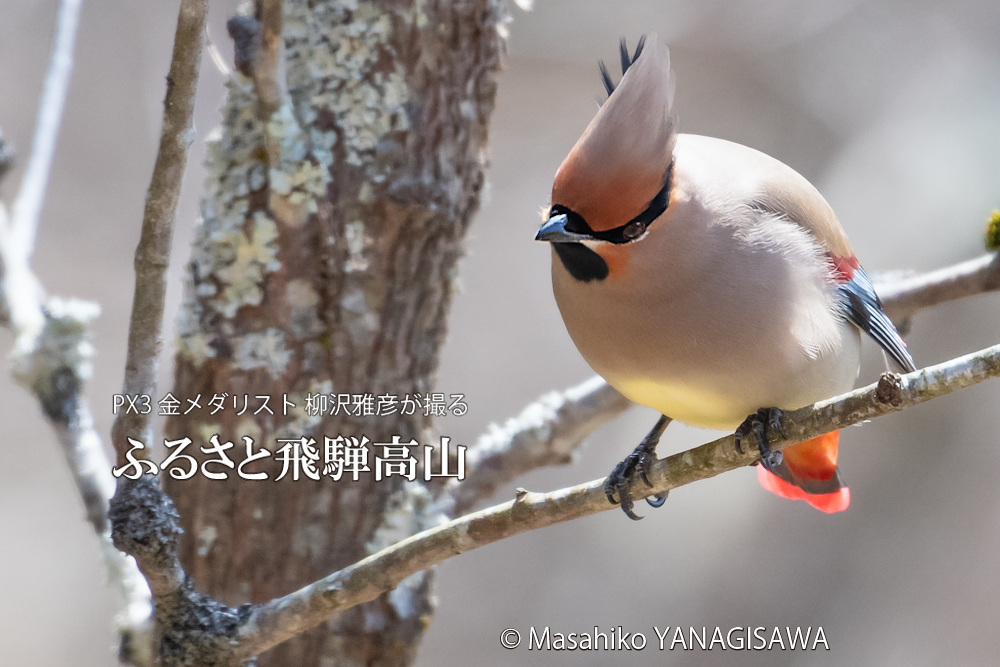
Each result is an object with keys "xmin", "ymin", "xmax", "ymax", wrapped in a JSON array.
[
  {"xmin": 605, "ymin": 414, "xmax": 672, "ymax": 520},
  {"xmin": 734, "ymin": 407, "xmax": 785, "ymax": 472}
]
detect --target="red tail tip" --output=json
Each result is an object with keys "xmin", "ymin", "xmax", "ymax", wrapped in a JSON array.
[{"xmin": 756, "ymin": 466, "xmax": 850, "ymax": 513}]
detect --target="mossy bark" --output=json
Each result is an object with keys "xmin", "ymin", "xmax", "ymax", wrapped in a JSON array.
[{"xmin": 164, "ymin": 1, "xmax": 505, "ymax": 664}]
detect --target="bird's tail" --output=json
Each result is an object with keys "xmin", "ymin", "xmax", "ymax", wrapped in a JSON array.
[{"xmin": 756, "ymin": 431, "xmax": 850, "ymax": 513}]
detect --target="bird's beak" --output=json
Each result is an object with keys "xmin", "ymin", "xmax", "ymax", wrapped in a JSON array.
[{"xmin": 535, "ymin": 213, "xmax": 591, "ymax": 243}]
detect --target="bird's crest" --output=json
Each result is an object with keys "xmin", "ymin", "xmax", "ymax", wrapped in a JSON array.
[
  {"xmin": 599, "ymin": 35, "xmax": 647, "ymax": 98},
  {"xmin": 551, "ymin": 34, "xmax": 677, "ymax": 234}
]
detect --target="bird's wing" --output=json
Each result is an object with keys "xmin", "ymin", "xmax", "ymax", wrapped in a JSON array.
[
  {"xmin": 835, "ymin": 266, "xmax": 916, "ymax": 372},
  {"xmin": 752, "ymin": 179, "xmax": 917, "ymax": 373}
]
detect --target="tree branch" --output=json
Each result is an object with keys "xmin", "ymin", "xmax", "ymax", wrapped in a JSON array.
[
  {"xmin": 450, "ymin": 376, "xmax": 630, "ymax": 514},
  {"xmin": 877, "ymin": 253, "xmax": 1000, "ymax": 324},
  {"xmin": 0, "ymin": 0, "xmax": 155, "ymax": 660},
  {"xmin": 100, "ymin": 0, "xmax": 209, "ymax": 659},
  {"xmin": 8, "ymin": 0, "xmax": 82, "ymax": 261},
  {"xmin": 0, "ymin": 0, "xmax": 83, "ymax": 338},
  {"xmin": 110, "ymin": 0, "xmax": 209, "ymax": 462},
  {"xmin": 227, "ymin": 343, "xmax": 999, "ymax": 660},
  {"xmin": 27, "ymin": 303, "xmax": 155, "ymax": 666}
]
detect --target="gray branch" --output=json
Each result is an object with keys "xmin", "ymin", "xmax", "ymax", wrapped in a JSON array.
[
  {"xmin": 0, "ymin": 0, "xmax": 154, "ymax": 662},
  {"xmin": 110, "ymin": 0, "xmax": 209, "ymax": 460},
  {"xmin": 0, "ymin": 0, "xmax": 84, "ymax": 336},
  {"xmin": 8, "ymin": 0, "xmax": 82, "ymax": 261},
  {"xmin": 450, "ymin": 376, "xmax": 631, "ymax": 514},
  {"xmin": 878, "ymin": 253, "xmax": 1000, "ymax": 323}
]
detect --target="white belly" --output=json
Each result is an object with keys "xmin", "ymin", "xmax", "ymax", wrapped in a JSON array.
[{"xmin": 552, "ymin": 214, "xmax": 861, "ymax": 430}]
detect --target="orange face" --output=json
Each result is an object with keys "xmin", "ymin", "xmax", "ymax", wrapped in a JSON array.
[
  {"xmin": 551, "ymin": 149, "xmax": 666, "ymax": 234},
  {"xmin": 592, "ymin": 242, "xmax": 631, "ymax": 277}
]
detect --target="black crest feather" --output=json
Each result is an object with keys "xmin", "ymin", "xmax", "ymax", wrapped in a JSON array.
[
  {"xmin": 598, "ymin": 35, "xmax": 647, "ymax": 102},
  {"xmin": 599, "ymin": 61, "xmax": 615, "ymax": 96},
  {"xmin": 619, "ymin": 37, "xmax": 632, "ymax": 77}
]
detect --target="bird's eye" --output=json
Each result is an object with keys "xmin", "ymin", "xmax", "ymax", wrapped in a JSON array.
[{"xmin": 622, "ymin": 221, "xmax": 645, "ymax": 240}]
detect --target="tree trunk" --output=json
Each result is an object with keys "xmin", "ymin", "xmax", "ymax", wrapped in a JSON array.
[{"xmin": 163, "ymin": 1, "xmax": 505, "ymax": 663}]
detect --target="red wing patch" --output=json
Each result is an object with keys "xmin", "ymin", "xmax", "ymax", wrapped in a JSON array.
[{"xmin": 829, "ymin": 253, "xmax": 860, "ymax": 283}]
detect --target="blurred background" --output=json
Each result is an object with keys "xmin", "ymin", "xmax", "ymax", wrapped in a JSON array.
[{"xmin": 1, "ymin": 0, "xmax": 999, "ymax": 665}]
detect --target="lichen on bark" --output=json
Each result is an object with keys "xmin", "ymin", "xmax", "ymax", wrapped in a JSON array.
[{"xmin": 164, "ymin": 0, "xmax": 505, "ymax": 664}]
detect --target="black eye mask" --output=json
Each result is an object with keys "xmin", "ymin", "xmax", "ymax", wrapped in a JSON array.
[{"xmin": 549, "ymin": 162, "xmax": 672, "ymax": 245}]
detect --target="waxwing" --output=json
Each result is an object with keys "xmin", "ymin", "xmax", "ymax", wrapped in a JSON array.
[{"xmin": 535, "ymin": 35, "xmax": 916, "ymax": 519}]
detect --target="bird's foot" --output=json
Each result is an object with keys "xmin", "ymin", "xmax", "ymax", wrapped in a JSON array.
[
  {"xmin": 734, "ymin": 407, "xmax": 785, "ymax": 473},
  {"xmin": 605, "ymin": 415, "xmax": 671, "ymax": 520}
]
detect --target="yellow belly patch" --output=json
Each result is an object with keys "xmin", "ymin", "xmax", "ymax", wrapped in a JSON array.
[{"xmin": 613, "ymin": 377, "xmax": 744, "ymax": 430}]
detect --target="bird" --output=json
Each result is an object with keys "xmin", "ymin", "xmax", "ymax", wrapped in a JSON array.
[{"xmin": 535, "ymin": 34, "xmax": 916, "ymax": 520}]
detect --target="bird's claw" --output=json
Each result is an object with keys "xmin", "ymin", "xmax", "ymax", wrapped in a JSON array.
[
  {"xmin": 604, "ymin": 434, "xmax": 667, "ymax": 520},
  {"xmin": 735, "ymin": 407, "xmax": 785, "ymax": 472},
  {"xmin": 645, "ymin": 492, "xmax": 668, "ymax": 508}
]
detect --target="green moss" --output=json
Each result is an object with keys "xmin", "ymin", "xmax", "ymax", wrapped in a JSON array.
[{"xmin": 986, "ymin": 209, "xmax": 1000, "ymax": 252}]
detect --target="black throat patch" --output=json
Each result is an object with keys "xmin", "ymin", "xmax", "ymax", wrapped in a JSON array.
[{"xmin": 552, "ymin": 243, "xmax": 609, "ymax": 282}]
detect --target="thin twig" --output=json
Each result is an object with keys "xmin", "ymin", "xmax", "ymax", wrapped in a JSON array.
[
  {"xmin": 227, "ymin": 344, "xmax": 999, "ymax": 660},
  {"xmin": 0, "ymin": 0, "xmax": 83, "ymax": 338},
  {"xmin": 878, "ymin": 253, "xmax": 1000, "ymax": 323},
  {"xmin": 110, "ymin": 0, "xmax": 210, "ymax": 462},
  {"xmin": 205, "ymin": 24, "xmax": 232, "ymax": 76},
  {"xmin": 8, "ymin": 0, "xmax": 83, "ymax": 260}
]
